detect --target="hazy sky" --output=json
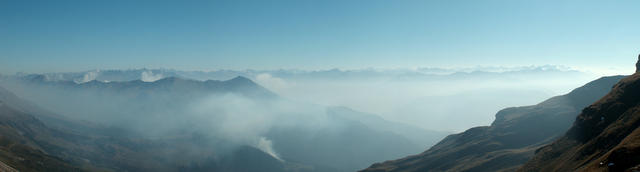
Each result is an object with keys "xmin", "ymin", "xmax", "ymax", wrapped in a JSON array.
[{"xmin": 1, "ymin": 0, "xmax": 639, "ymax": 74}]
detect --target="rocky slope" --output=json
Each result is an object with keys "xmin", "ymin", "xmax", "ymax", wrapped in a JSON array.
[
  {"xmin": 0, "ymin": 100, "xmax": 80, "ymax": 172},
  {"xmin": 520, "ymin": 56, "xmax": 640, "ymax": 171},
  {"xmin": 360, "ymin": 75, "xmax": 625, "ymax": 172},
  {"xmin": 0, "ymin": 85, "xmax": 294, "ymax": 172}
]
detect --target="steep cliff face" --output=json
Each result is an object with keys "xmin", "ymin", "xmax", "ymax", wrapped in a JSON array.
[
  {"xmin": 521, "ymin": 56, "xmax": 640, "ymax": 171},
  {"xmin": 359, "ymin": 75, "xmax": 624, "ymax": 172}
]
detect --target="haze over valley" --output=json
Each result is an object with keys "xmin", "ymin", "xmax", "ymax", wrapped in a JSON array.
[
  {"xmin": 1, "ymin": 0, "xmax": 640, "ymax": 171},
  {"xmin": 5, "ymin": 66, "xmax": 600, "ymax": 132}
]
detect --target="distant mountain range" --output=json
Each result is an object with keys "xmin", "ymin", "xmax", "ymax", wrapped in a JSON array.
[
  {"xmin": 3, "ymin": 66, "xmax": 594, "ymax": 134},
  {"xmin": 8, "ymin": 65, "xmax": 586, "ymax": 83},
  {"xmin": 17, "ymin": 74, "xmax": 277, "ymax": 99},
  {"xmin": 1, "ymin": 61, "xmax": 635, "ymax": 171},
  {"xmin": 0, "ymin": 74, "xmax": 446, "ymax": 171}
]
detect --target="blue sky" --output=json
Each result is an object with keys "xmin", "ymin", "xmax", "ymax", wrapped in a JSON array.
[{"xmin": 1, "ymin": 0, "xmax": 639, "ymax": 74}]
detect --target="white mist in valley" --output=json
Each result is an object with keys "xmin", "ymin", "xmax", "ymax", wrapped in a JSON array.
[
  {"xmin": 250, "ymin": 67, "xmax": 599, "ymax": 132},
  {"xmin": 8, "ymin": 67, "xmax": 601, "ymax": 133},
  {"xmin": 0, "ymin": 74, "xmax": 448, "ymax": 171},
  {"xmin": 0, "ymin": 67, "xmax": 614, "ymax": 171},
  {"xmin": 257, "ymin": 137, "xmax": 283, "ymax": 162}
]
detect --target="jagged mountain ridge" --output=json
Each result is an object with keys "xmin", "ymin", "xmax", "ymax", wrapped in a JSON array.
[
  {"xmin": 15, "ymin": 75, "xmax": 276, "ymax": 98},
  {"xmin": 16, "ymin": 66, "xmax": 586, "ymax": 83}
]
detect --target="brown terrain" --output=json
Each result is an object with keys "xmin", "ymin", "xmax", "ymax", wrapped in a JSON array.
[
  {"xmin": 361, "ymin": 55, "xmax": 640, "ymax": 172},
  {"xmin": 521, "ymin": 55, "xmax": 640, "ymax": 171},
  {"xmin": 360, "ymin": 74, "xmax": 625, "ymax": 171},
  {"xmin": 0, "ymin": 91, "xmax": 82, "ymax": 171}
]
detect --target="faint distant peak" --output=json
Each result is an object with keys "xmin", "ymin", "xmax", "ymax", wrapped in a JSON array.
[
  {"xmin": 226, "ymin": 76, "xmax": 254, "ymax": 85},
  {"xmin": 22, "ymin": 74, "xmax": 47, "ymax": 82}
]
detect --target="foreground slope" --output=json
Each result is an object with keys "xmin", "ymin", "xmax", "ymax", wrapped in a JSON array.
[
  {"xmin": 0, "ymin": 100, "xmax": 80, "ymax": 172},
  {"xmin": 521, "ymin": 57, "xmax": 640, "ymax": 171},
  {"xmin": 361, "ymin": 75, "xmax": 624, "ymax": 172},
  {"xmin": 0, "ymin": 86, "xmax": 163, "ymax": 171}
]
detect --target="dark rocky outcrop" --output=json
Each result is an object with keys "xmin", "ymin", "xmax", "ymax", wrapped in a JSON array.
[{"xmin": 636, "ymin": 54, "xmax": 640, "ymax": 73}]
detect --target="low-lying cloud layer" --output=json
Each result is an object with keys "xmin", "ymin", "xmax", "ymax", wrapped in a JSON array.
[
  {"xmin": 0, "ymin": 66, "xmax": 617, "ymax": 171},
  {"xmin": 7, "ymin": 66, "xmax": 608, "ymax": 132},
  {"xmin": 246, "ymin": 68, "xmax": 601, "ymax": 132}
]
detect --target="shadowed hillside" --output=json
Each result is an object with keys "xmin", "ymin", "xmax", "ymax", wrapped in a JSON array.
[
  {"xmin": 521, "ymin": 55, "xmax": 640, "ymax": 171},
  {"xmin": 0, "ymin": 100, "xmax": 80, "ymax": 172},
  {"xmin": 0, "ymin": 85, "xmax": 294, "ymax": 172},
  {"xmin": 360, "ymin": 75, "xmax": 624, "ymax": 172}
]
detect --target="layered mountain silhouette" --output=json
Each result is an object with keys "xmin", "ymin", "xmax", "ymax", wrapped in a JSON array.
[
  {"xmin": 520, "ymin": 56, "xmax": 640, "ymax": 171},
  {"xmin": 25, "ymin": 66, "xmax": 586, "ymax": 83},
  {"xmin": 3, "ymin": 59, "xmax": 626, "ymax": 171},
  {"xmin": 0, "ymin": 75, "xmax": 443, "ymax": 171},
  {"xmin": 0, "ymin": 84, "xmax": 294, "ymax": 171},
  {"xmin": 15, "ymin": 75, "xmax": 276, "ymax": 98},
  {"xmin": 361, "ymin": 75, "xmax": 625, "ymax": 171},
  {"xmin": 0, "ymin": 76, "xmax": 278, "ymax": 135}
]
